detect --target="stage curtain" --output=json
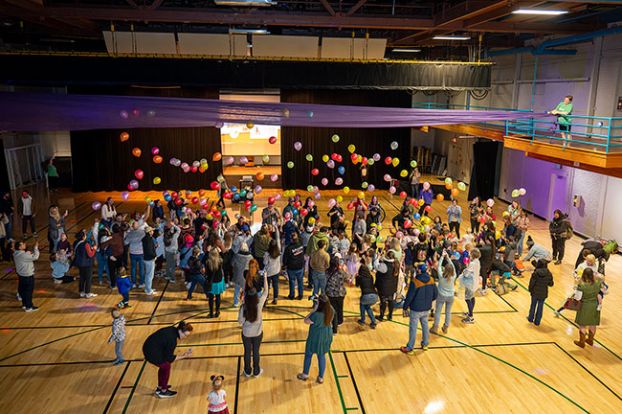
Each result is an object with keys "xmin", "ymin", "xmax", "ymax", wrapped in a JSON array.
[
  {"xmin": 468, "ymin": 141, "xmax": 500, "ymax": 201},
  {"xmin": 281, "ymin": 90, "xmax": 411, "ymax": 190},
  {"xmin": 71, "ymin": 127, "xmax": 222, "ymax": 192}
]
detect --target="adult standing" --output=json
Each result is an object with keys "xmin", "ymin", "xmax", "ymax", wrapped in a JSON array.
[
  {"xmin": 283, "ymin": 232, "xmax": 305, "ymax": 300},
  {"xmin": 516, "ymin": 210, "xmax": 530, "ymax": 257},
  {"xmin": 374, "ymin": 252, "xmax": 398, "ymax": 322},
  {"xmin": 573, "ymin": 268, "xmax": 601, "ymax": 348},
  {"xmin": 0, "ymin": 191, "xmax": 14, "ymax": 239},
  {"xmin": 409, "ymin": 167, "xmax": 421, "ymax": 199},
  {"xmin": 101, "ymin": 197, "xmax": 117, "ymax": 228},
  {"xmin": 47, "ymin": 205, "xmax": 67, "ymax": 253},
  {"xmin": 142, "ymin": 226, "xmax": 158, "ymax": 296},
  {"xmin": 549, "ymin": 209, "xmax": 570, "ymax": 265},
  {"xmin": 14, "ymin": 240, "xmax": 40, "ymax": 312},
  {"xmin": 238, "ymin": 271, "xmax": 268, "ymax": 377},
  {"xmin": 469, "ymin": 197, "xmax": 483, "ymax": 234},
  {"xmin": 297, "ymin": 294, "xmax": 334, "ymax": 384},
  {"xmin": 163, "ymin": 221, "xmax": 180, "ymax": 283},
  {"xmin": 18, "ymin": 191, "xmax": 36, "ymax": 239},
  {"xmin": 232, "ymin": 243, "xmax": 253, "ymax": 307},
  {"xmin": 74, "ymin": 230, "xmax": 97, "ymax": 298},
  {"xmin": 252, "ymin": 225, "xmax": 271, "ymax": 270},
  {"xmin": 206, "ymin": 248, "xmax": 226, "ymax": 318},
  {"xmin": 446, "ymin": 199, "xmax": 462, "ymax": 238},
  {"xmin": 142, "ymin": 321, "xmax": 194, "ymax": 398},
  {"xmin": 325, "ymin": 256, "xmax": 347, "ymax": 334},
  {"xmin": 548, "ymin": 95, "xmax": 573, "ymax": 146},
  {"xmin": 431, "ymin": 251, "xmax": 456, "ymax": 334},
  {"xmin": 400, "ymin": 264, "xmax": 438, "ymax": 354},
  {"xmin": 124, "ymin": 221, "xmax": 146, "ymax": 288},
  {"xmin": 527, "ymin": 259, "xmax": 554, "ymax": 326},
  {"xmin": 47, "ymin": 158, "xmax": 60, "ymax": 191}
]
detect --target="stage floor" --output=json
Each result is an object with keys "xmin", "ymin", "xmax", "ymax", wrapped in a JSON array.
[{"xmin": 1, "ymin": 184, "xmax": 621, "ymax": 413}]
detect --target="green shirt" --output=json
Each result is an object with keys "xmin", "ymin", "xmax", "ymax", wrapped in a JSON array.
[
  {"xmin": 555, "ymin": 102, "xmax": 573, "ymax": 125},
  {"xmin": 47, "ymin": 164, "xmax": 59, "ymax": 178}
]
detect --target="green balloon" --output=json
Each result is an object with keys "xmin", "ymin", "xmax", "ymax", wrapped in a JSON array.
[
  {"xmin": 305, "ymin": 154, "xmax": 313, "ymax": 162},
  {"xmin": 367, "ymin": 159, "xmax": 375, "ymax": 166},
  {"xmin": 287, "ymin": 161, "xmax": 294, "ymax": 169},
  {"xmin": 361, "ymin": 181, "xmax": 368, "ymax": 189},
  {"xmin": 262, "ymin": 155, "xmax": 270, "ymax": 163},
  {"xmin": 331, "ymin": 134, "xmax": 340, "ymax": 143},
  {"xmin": 307, "ymin": 185, "xmax": 314, "ymax": 192},
  {"xmin": 410, "ymin": 160, "xmax": 418, "ymax": 168}
]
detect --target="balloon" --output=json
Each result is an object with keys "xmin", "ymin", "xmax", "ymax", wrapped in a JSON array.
[
  {"xmin": 457, "ymin": 182, "xmax": 467, "ymax": 192},
  {"xmin": 246, "ymin": 122, "xmax": 254, "ymax": 129},
  {"xmin": 418, "ymin": 199, "xmax": 425, "ymax": 207},
  {"xmin": 384, "ymin": 174, "xmax": 392, "ymax": 182},
  {"xmin": 399, "ymin": 191, "xmax": 407, "ymax": 199},
  {"xmin": 372, "ymin": 153, "xmax": 381, "ymax": 162},
  {"xmin": 503, "ymin": 211, "xmax": 510, "ymax": 218},
  {"xmin": 350, "ymin": 153, "xmax": 358, "ymax": 163},
  {"xmin": 384, "ymin": 156, "xmax": 392, "ymax": 165},
  {"xmin": 210, "ymin": 181, "xmax": 220, "ymax": 191},
  {"xmin": 223, "ymin": 156, "xmax": 235, "ymax": 166},
  {"xmin": 131, "ymin": 108, "xmax": 140, "ymax": 117},
  {"xmin": 389, "ymin": 186, "xmax": 396, "ymax": 194},
  {"xmin": 451, "ymin": 188, "xmax": 459, "ymax": 198},
  {"xmin": 270, "ymin": 174, "xmax": 279, "ymax": 182},
  {"xmin": 119, "ymin": 132, "xmax": 130, "ymax": 142},
  {"xmin": 134, "ymin": 169, "xmax": 144, "ymax": 180},
  {"xmin": 120, "ymin": 110, "xmax": 129, "ymax": 119},
  {"xmin": 190, "ymin": 166, "xmax": 198, "ymax": 173},
  {"xmin": 410, "ymin": 160, "xmax": 417, "ymax": 168},
  {"xmin": 337, "ymin": 166, "xmax": 345, "ymax": 175},
  {"xmin": 444, "ymin": 177, "xmax": 453, "ymax": 185},
  {"xmin": 294, "ymin": 142, "xmax": 303, "ymax": 151},
  {"xmin": 307, "ymin": 111, "xmax": 314, "ymax": 118},
  {"xmin": 422, "ymin": 182, "xmax": 431, "ymax": 191},
  {"xmin": 335, "ymin": 154, "xmax": 343, "ymax": 163},
  {"xmin": 153, "ymin": 177, "xmax": 161, "ymax": 185},
  {"xmin": 268, "ymin": 196, "xmax": 275, "ymax": 205},
  {"xmin": 335, "ymin": 177, "xmax": 344, "ymax": 185},
  {"xmin": 151, "ymin": 147, "xmax": 159, "ymax": 156},
  {"xmin": 326, "ymin": 198, "xmax": 337, "ymax": 209},
  {"xmin": 327, "ymin": 160, "xmax": 335, "ymax": 169},
  {"xmin": 311, "ymin": 168, "xmax": 320, "ymax": 176},
  {"xmin": 212, "ymin": 152, "xmax": 222, "ymax": 162},
  {"xmin": 321, "ymin": 177, "xmax": 328, "ymax": 186},
  {"xmin": 314, "ymin": 192, "xmax": 321, "ymax": 200},
  {"xmin": 347, "ymin": 144, "xmax": 356, "ymax": 153},
  {"xmin": 519, "ymin": 188, "xmax": 527, "ymax": 196},
  {"xmin": 367, "ymin": 159, "xmax": 375, "ymax": 166},
  {"xmin": 254, "ymin": 185, "xmax": 263, "ymax": 194},
  {"xmin": 368, "ymin": 184, "xmax": 375, "ymax": 192},
  {"xmin": 347, "ymin": 202, "xmax": 354, "ymax": 210},
  {"xmin": 239, "ymin": 157, "xmax": 249, "ymax": 165},
  {"xmin": 244, "ymin": 200, "xmax": 252, "ymax": 209},
  {"xmin": 223, "ymin": 191, "xmax": 233, "ymax": 200},
  {"xmin": 400, "ymin": 169, "xmax": 408, "ymax": 177},
  {"xmin": 256, "ymin": 172, "xmax": 265, "ymax": 181},
  {"xmin": 121, "ymin": 191, "xmax": 130, "ymax": 201},
  {"xmin": 336, "ymin": 195, "xmax": 343, "ymax": 203},
  {"xmin": 153, "ymin": 155, "xmax": 163, "ymax": 164},
  {"xmin": 496, "ymin": 230, "xmax": 501, "ymax": 239},
  {"xmin": 361, "ymin": 157, "xmax": 368, "ymax": 165},
  {"xmin": 445, "ymin": 183, "xmax": 453, "ymax": 190},
  {"xmin": 331, "ymin": 134, "xmax": 340, "ymax": 143},
  {"xmin": 322, "ymin": 154, "xmax": 329, "ymax": 162},
  {"xmin": 262, "ymin": 155, "xmax": 270, "ymax": 164},
  {"xmin": 300, "ymin": 208, "xmax": 308, "ymax": 217},
  {"xmin": 436, "ymin": 194, "xmax": 444, "ymax": 202},
  {"xmin": 132, "ymin": 147, "xmax": 142, "ymax": 157},
  {"xmin": 357, "ymin": 191, "xmax": 365, "ymax": 199},
  {"xmin": 424, "ymin": 205, "xmax": 432, "ymax": 213},
  {"xmin": 215, "ymin": 122, "xmax": 224, "ymax": 129},
  {"xmin": 414, "ymin": 213, "xmax": 421, "ymax": 220},
  {"xmin": 390, "ymin": 141, "xmax": 399, "ymax": 150},
  {"xmin": 361, "ymin": 181, "xmax": 368, "ymax": 189},
  {"xmin": 306, "ymin": 154, "xmax": 313, "ymax": 162},
  {"xmin": 404, "ymin": 219, "xmax": 413, "ymax": 229},
  {"xmin": 91, "ymin": 201, "xmax": 102, "ymax": 211},
  {"xmin": 287, "ymin": 161, "xmax": 295, "ymax": 169},
  {"xmin": 240, "ymin": 190, "xmax": 247, "ymax": 198},
  {"xmin": 190, "ymin": 196, "xmax": 198, "ymax": 205},
  {"xmin": 343, "ymin": 186, "xmax": 350, "ymax": 194},
  {"xmin": 392, "ymin": 158, "xmax": 400, "ymax": 167},
  {"xmin": 268, "ymin": 136, "xmax": 277, "ymax": 144},
  {"xmin": 129, "ymin": 180, "xmax": 139, "ymax": 189},
  {"xmin": 487, "ymin": 198, "xmax": 495, "ymax": 207}
]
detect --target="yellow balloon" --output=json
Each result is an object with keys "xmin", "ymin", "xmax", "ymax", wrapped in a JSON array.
[
  {"xmin": 322, "ymin": 154, "xmax": 329, "ymax": 162},
  {"xmin": 347, "ymin": 144, "xmax": 356, "ymax": 153},
  {"xmin": 418, "ymin": 199, "xmax": 425, "ymax": 207},
  {"xmin": 392, "ymin": 157, "xmax": 400, "ymax": 167},
  {"xmin": 308, "ymin": 217, "xmax": 316, "ymax": 225},
  {"xmin": 495, "ymin": 230, "xmax": 501, "ymax": 239},
  {"xmin": 343, "ymin": 186, "xmax": 350, "ymax": 194},
  {"xmin": 357, "ymin": 191, "xmax": 365, "ymax": 199},
  {"xmin": 336, "ymin": 195, "xmax": 343, "ymax": 203},
  {"xmin": 357, "ymin": 155, "xmax": 363, "ymax": 163},
  {"xmin": 246, "ymin": 122, "xmax": 254, "ymax": 129},
  {"xmin": 400, "ymin": 169, "xmax": 408, "ymax": 177},
  {"xmin": 153, "ymin": 177, "xmax": 161, "ymax": 185},
  {"xmin": 445, "ymin": 177, "xmax": 453, "ymax": 185}
]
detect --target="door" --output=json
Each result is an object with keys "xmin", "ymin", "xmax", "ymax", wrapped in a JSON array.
[{"xmin": 546, "ymin": 172, "xmax": 568, "ymax": 221}]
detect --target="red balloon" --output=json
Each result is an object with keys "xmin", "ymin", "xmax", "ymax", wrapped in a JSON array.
[
  {"xmin": 331, "ymin": 153, "xmax": 339, "ymax": 161},
  {"xmin": 336, "ymin": 155, "xmax": 343, "ymax": 163},
  {"xmin": 362, "ymin": 157, "xmax": 368, "ymax": 165},
  {"xmin": 244, "ymin": 200, "xmax": 252, "ymax": 208},
  {"xmin": 134, "ymin": 169, "xmax": 144, "ymax": 180},
  {"xmin": 175, "ymin": 198, "xmax": 183, "ymax": 206},
  {"xmin": 424, "ymin": 205, "xmax": 432, "ymax": 213},
  {"xmin": 268, "ymin": 136, "xmax": 277, "ymax": 144},
  {"xmin": 191, "ymin": 166, "xmax": 198, "ymax": 173},
  {"xmin": 213, "ymin": 211, "xmax": 222, "ymax": 219},
  {"xmin": 300, "ymin": 208, "xmax": 308, "ymax": 217},
  {"xmin": 127, "ymin": 184, "xmax": 134, "ymax": 191},
  {"xmin": 294, "ymin": 201, "xmax": 301, "ymax": 209},
  {"xmin": 171, "ymin": 191, "xmax": 178, "ymax": 199},
  {"xmin": 385, "ymin": 156, "xmax": 393, "ymax": 165},
  {"xmin": 347, "ymin": 202, "xmax": 355, "ymax": 210},
  {"xmin": 350, "ymin": 153, "xmax": 358, "ymax": 162},
  {"xmin": 268, "ymin": 196, "xmax": 276, "ymax": 205},
  {"xmin": 399, "ymin": 191, "xmax": 407, "ymax": 199},
  {"xmin": 311, "ymin": 168, "xmax": 319, "ymax": 176},
  {"xmin": 210, "ymin": 181, "xmax": 220, "ymax": 191},
  {"xmin": 192, "ymin": 197, "xmax": 199, "ymax": 204},
  {"xmin": 404, "ymin": 219, "xmax": 413, "ymax": 229},
  {"xmin": 409, "ymin": 198, "xmax": 417, "ymax": 206},
  {"xmin": 223, "ymin": 191, "xmax": 233, "ymax": 200}
]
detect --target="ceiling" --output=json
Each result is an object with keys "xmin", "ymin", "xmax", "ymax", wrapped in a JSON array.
[{"xmin": 1, "ymin": 0, "xmax": 622, "ymax": 60}]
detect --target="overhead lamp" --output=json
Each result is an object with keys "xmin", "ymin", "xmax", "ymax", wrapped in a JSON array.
[
  {"xmin": 512, "ymin": 9, "xmax": 568, "ymax": 16},
  {"xmin": 214, "ymin": 0, "xmax": 276, "ymax": 6},
  {"xmin": 229, "ymin": 28, "xmax": 270, "ymax": 35},
  {"xmin": 392, "ymin": 48, "xmax": 422, "ymax": 53},
  {"xmin": 433, "ymin": 35, "xmax": 471, "ymax": 41}
]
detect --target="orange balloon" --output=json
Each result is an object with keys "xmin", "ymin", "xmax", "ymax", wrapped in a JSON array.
[
  {"xmin": 132, "ymin": 147, "xmax": 142, "ymax": 158},
  {"xmin": 451, "ymin": 188, "xmax": 459, "ymax": 198},
  {"xmin": 212, "ymin": 152, "xmax": 222, "ymax": 162},
  {"xmin": 153, "ymin": 155, "xmax": 163, "ymax": 164},
  {"xmin": 445, "ymin": 183, "xmax": 453, "ymax": 190},
  {"xmin": 119, "ymin": 132, "xmax": 129, "ymax": 142},
  {"xmin": 436, "ymin": 194, "xmax": 445, "ymax": 202},
  {"xmin": 255, "ymin": 172, "xmax": 265, "ymax": 181}
]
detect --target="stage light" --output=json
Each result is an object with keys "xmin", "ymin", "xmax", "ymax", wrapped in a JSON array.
[
  {"xmin": 392, "ymin": 48, "xmax": 422, "ymax": 53},
  {"xmin": 433, "ymin": 35, "xmax": 471, "ymax": 41},
  {"xmin": 512, "ymin": 9, "xmax": 568, "ymax": 16}
]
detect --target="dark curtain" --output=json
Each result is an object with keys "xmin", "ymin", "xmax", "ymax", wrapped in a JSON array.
[
  {"xmin": 0, "ymin": 139, "xmax": 9, "ymax": 191},
  {"xmin": 468, "ymin": 141, "xmax": 500, "ymax": 201},
  {"xmin": 71, "ymin": 127, "xmax": 222, "ymax": 192},
  {"xmin": 281, "ymin": 90, "xmax": 411, "ymax": 190}
]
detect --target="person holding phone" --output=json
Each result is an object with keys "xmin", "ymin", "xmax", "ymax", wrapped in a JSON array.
[
  {"xmin": 14, "ymin": 240, "xmax": 40, "ymax": 312},
  {"xmin": 548, "ymin": 95, "xmax": 573, "ymax": 146}
]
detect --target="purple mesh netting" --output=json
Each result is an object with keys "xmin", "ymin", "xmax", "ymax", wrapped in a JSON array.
[{"xmin": 0, "ymin": 92, "xmax": 539, "ymax": 132}]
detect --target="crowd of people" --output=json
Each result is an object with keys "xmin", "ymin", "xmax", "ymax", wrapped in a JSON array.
[{"xmin": 5, "ymin": 183, "xmax": 615, "ymax": 402}]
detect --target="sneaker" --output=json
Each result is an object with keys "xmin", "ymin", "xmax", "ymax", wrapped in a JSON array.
[
  {"xmin": 132, "ymin": 284, "xmax": 137, "ymax": 289},
  {"xmin": 370, "ymin": 323, "xmax": 377, "ymax": 329},
  {"xmin": 53, "ymin": 279, "xmax": 63, "ymax": 284},
  {"xmin": 287, "ymin": 295, "xmax": 295, "ymax": 300},
  {"xmin": 146, "ymin": 290, "xmax": 157, "ymax": 296},
  {"xmin": 597, "ymin": 304, "xmax": 602, "ymax": 311},
  {"xmin": 441, "ymin": 325, "xmax": 448, "ymax": 334},
  {"xmin": 554, "ymin": 260, "xmax": 561, "ymax": 265},
  {"xmin": 138, "ymin": 284, "xmax": 145, "ymax": 289},
  {"xmin": 462, "ymin": 317, "xmax": 475, "ymax": 324},
  {"xmin": 429, "ymin": 326, "xmax": 438, "ymax": 334},
  {"xmin": 86, "ymin": 293, "xmax": 98, "ymax": 298},
  {"xmin": 296, "ymin": 295, "xmax": 303, "ymax": 300},
  {"xmin": 296, "ymin": 373, "xmax": 309, "ymax": 381},
  {"xmin": 271, "ymin": 299, "xmax": 277, "ymax": 305},
  {"xmin": 21, "ymin": 306, "xmax": 26, "ymax": 310},
  {"xmin": 25, "ymin": 306, "xmax": 39, "ymax": 312},
  {"xmin": 80, "ymin": 292, "xmax": 86, "ymax": 298},
  {"xmin": 422, "ymin": 345, "xmax": 429, "ymax": 351},
  {"xmin": 400, "ymin": 346, "xmax": 414, "ymax": 355},
  {"xmin": 113, "ymin": 360, "xmax": 125, "ymax": 366},
  {"xmin": 243, "ymin": 370, "xmax": 252, "ymax": 378},
  {"xmin": 357, "ymin": 320, "xmax": 365, "ymax": 326},
  {"xmin": 16, "ymin": 293, "xmax": 21, "ymax": 301},
  {"xmin": 316, "ymin": 377, "xmax": 324, "ymax": 384},
  {"xmin": 155, "ymin": 389, "xmax": 177, "ymax": 399},
  {"xmin": 554, "ymin": 311, "xmax": 561, "ymax": 318},
  {"xmin": 233, "ymin": 302, "xmax": 240, "ymax": 307},
  {"xmin": 527, "ymin": 317, "xmax": 533, "ymax": 324},
  {"xmin": 33, "ymin": 232, "xmax": 38, "ymax": 237},
  {"xmin": 253, "ymin": 368, "xmax": 264, "ymax": 377}
]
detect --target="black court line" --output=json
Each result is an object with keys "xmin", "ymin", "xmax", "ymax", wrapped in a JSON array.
[
  {"xmin": 234, "ymin": 356, "xmax": 241, "ymax": 414},
  {"xmin": 491, "ymin": 288, "xmax": 518, "ymax": 312},
  {"xmin": 147, "ymin": 279, "xmax": 169, "ymax": 324},
  {"xmin": 552, "ymin": 342, "xmax": 622, "ymax": 402},
  {"xmin": 343, "ymin": 352, "xmax": 366, "ymax": 414},
  {"xmin": 121, "ymin": 360, "xmax": 146, "ymax": 414},
  {"xmin": 102, "ymin": 360, "xmax": 131, "ymax": 414}
]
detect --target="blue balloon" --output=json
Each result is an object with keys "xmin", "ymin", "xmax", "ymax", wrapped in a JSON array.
[
  {"xmin": 230, "ymin": 186, "xmax": 238, "ymax": 193},
  {"xmin": 164, "ymin": 195, "xmax": 172, "ymax": 202},
  {"xmin": 338, "ymin": 166, "xmax": 345, "ymax": 175},
  {"xmin": 414, "ymin": 213, "xmax": 421, "ymax": 220},
  {"xmin": 233, "ymin": 194, "xmax": 240, "ymax": 202},
  {"xmin": 292, "ymin": 208, "xmax": 299, "ymax": 216}
]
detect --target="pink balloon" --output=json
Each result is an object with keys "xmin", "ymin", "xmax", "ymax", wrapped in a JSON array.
[
  {"xmin": 321, "ymin": 178, "xmax": 328, "ymax": 186},
  {"xmin": 151, "ymin": 147, "xmax": 160, "ymax": 155},
  {"xmin": 270, "ymin": 174, "xmax": 279, "ymax": 182},
  {"xmin": 389, "ymin": 186, "xmax": 396, "ymax": 194},
  {"xmin": 274, "ymin": 194, "xmax": 282, "ymax": 200},
  {"xmin": 368, "ymin": 184, "xmax": 375, "ymax": 192},
  {"xmin": 335, "ymin": 177, "xmax": 343, "ymax": 185},
  {"xmin": 314, "ymin": 192, "xmax": 321, "ymax": 199},
  {"xmin": 384, "ymin": 174, "xmax": 392, "ymax": 182},
  {"xmin": 294, "ymin": 142, "xmax": 302, "ymax": 151},
  {"xmin": 328, "ymin": 198, "xmax": 336, "ymax": 208}
]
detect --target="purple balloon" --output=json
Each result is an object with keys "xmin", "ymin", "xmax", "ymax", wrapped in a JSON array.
[
  {"xmin": 327, "ymin": 160, "xmax": 335, "ymax": 169},
  {"xmin": 129, "ymin": 179, "xmax": 139, "ymax": 189},
  {"xmin": 254, "ymin": 185, "xmax": 263, "ymax": 194},
  {"xmin": 367, "ymin": 184, "xmax": 375, "ymax": 192},
  {"xmin": 294, "ymin": 142, "xmax": 302, "ymax": 151},
  {"xmin": 270, "ymin": 174, "xmax": 279, "ymax": 182},
  {"xmin": 314, "ymin": 192, "xmax": 321, "ymax": 199},
  {"xmin": 223, "ymin": 156, "xmax": 235, "ymax": 166},
  {"xmin": 91, "ymin": 201, "xmax": 102, "ymax": 211},
  {"xmin": 239, "ymin": 156, "xmax": 249, "ymax": 165},
  {"xmin": 372, "ymin": 153, "xmax": 381, "ymax": 162},
  {"xmin": 121, "ymin": 191, "xmax": 130, "ymax": 201},
  {"xmin": 335, "ymin": 177, "xmax": 343, "ymax": 185},
  {"xmin": 120, "ymin": 110, "xmax": 129, "ymax": 119}
]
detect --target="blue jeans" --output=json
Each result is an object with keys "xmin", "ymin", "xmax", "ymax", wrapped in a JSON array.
[
  {"xmin": 187, "ymin": 273, "xmax": 207, "ymax": 298},
  {"xmin": 303, "ymin": 351, "xmax": 327, "ymax": 378},
  {"xmin": 359, "ymin": 302, "xmax": 376, "ymax": 325},
  {"xmin": 528, "ymin": 296, "xmax": 545, "ymax": 325},
  {"xmin": 434, "ymin": 295, "xmax": 454, "ymax": 328},
  {"xmin": 268, "ymin": 274, "xmax": 279, "ymax": 299},
  {"xmin": 517, "ymin": 231, "xmax": 527, "ymax": 256},
  {"xmin": 234, "ymin": 282, "xmax": 242, "ymax": 306},
  {"xmin": 130, "ymin": 254, "xmax": 145, "ymax": 285},
  {"xmin": 406, "ymin": 310, "xmax": 430, "ymax": 349},
  {"xmin": 165, "ymin": 251, "xmax": 177, "ymax": 281},
  {"xmin": 114, "ymin": 340, "xmax": 124, "ymax": 362},
  {"xmin": 312, "ymin": 272, "xmax": 326, "ymax": 296},
  {"xmin": 288, "ymin": 268, "xmax": 304, "ymax": 298},
  {"xmin": 144, "ymin": 259, "xmax": 155, "ymax": 293},
  {"xmin": 97, "ymin": 250, "xmax": 110, "ymax": 284}
]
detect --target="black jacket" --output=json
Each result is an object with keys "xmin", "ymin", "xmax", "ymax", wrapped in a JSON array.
[
  {"xmin": 283, "ymin": 242, "xmax": 305, "ymax": 270},
  {"xmin": 549, "ymin": 215, "xmax": 569, "ymax": 238},
  {"xmin": 355, "ymin": 266, "xmax": 376, "ymax": 296},
  {"xmin": 142, "ymin": 326, "xmax": 179, "ymax": 366},
  {"xmin": 142, "ymin": 235, "xmax": 157, "ymax": 261},
  {"xmin": 528, "ymin": 268, "xmax": 554, "ymax": 300},
  {"xmin": 374, "ymin": 260, "xmax": 398, "ymax": 298}
]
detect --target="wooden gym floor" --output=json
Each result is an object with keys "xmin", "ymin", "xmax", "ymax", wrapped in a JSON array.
[{"xmin": 1, "ymin": 178, "xmax": 621, "ymax": 414}]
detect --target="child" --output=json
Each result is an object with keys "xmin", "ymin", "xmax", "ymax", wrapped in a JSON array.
[
  {"xmin": 50, "ymin": 251, "xmax": 74, "ymax": 284},
  {"xmin": 345, "ymin": 244, "xmax": 359, "ymax": 283},
  {"xmin": 116, "ymin": 267, "xmax": 132, "ymax": 308},
  {"xmin": 108, "ymin": 308, "xmax": 126, "ymax": 365},
  {"xmin": 458, "ymin": 248, "xmax": 481, "ymax": 324},
  {"xmin": 207, "ymin": 375, "xmax": 229, "ymax": 414}
]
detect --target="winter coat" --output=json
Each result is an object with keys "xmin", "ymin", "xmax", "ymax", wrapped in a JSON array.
[
  {"xmin": 528, "ymin": 267, "xmax": 554, "ymax": 300},
  {"xmin": 402, "ymin": 271, "xmax": 438, "ymax": 312},
  {"xmin": 549, "ymin": 214, "xmax": 570, "ymax": 238},
  {"xmin": 374, "ymin": 260, "xmax": 398, "ymax": 298},
  {"xmin": 232, "ymin": 251, "xmax": 253, "ymax": 285}
]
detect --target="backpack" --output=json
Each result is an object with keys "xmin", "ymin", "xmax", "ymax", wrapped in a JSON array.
[{"xmin": 564, "ymin": 223, "xmax": 574, "ymax": 240}]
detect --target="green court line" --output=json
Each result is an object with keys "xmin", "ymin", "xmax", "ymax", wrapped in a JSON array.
[
  {"xmin": 121, "ymin": 360, "xmax": 147, "ymax": 414},
  {"xmin": 328, "ymin": 351, "xmax": 349, "ymax": 414}
]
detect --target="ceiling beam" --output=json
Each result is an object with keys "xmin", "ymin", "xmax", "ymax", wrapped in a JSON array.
[
  {"xmin": 346, "ymin": 0, "xmax": 368, "ymax": 16},
  {"xmin": 318, "ymin": 0, "xmax": 336, "ymax": 16}
]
